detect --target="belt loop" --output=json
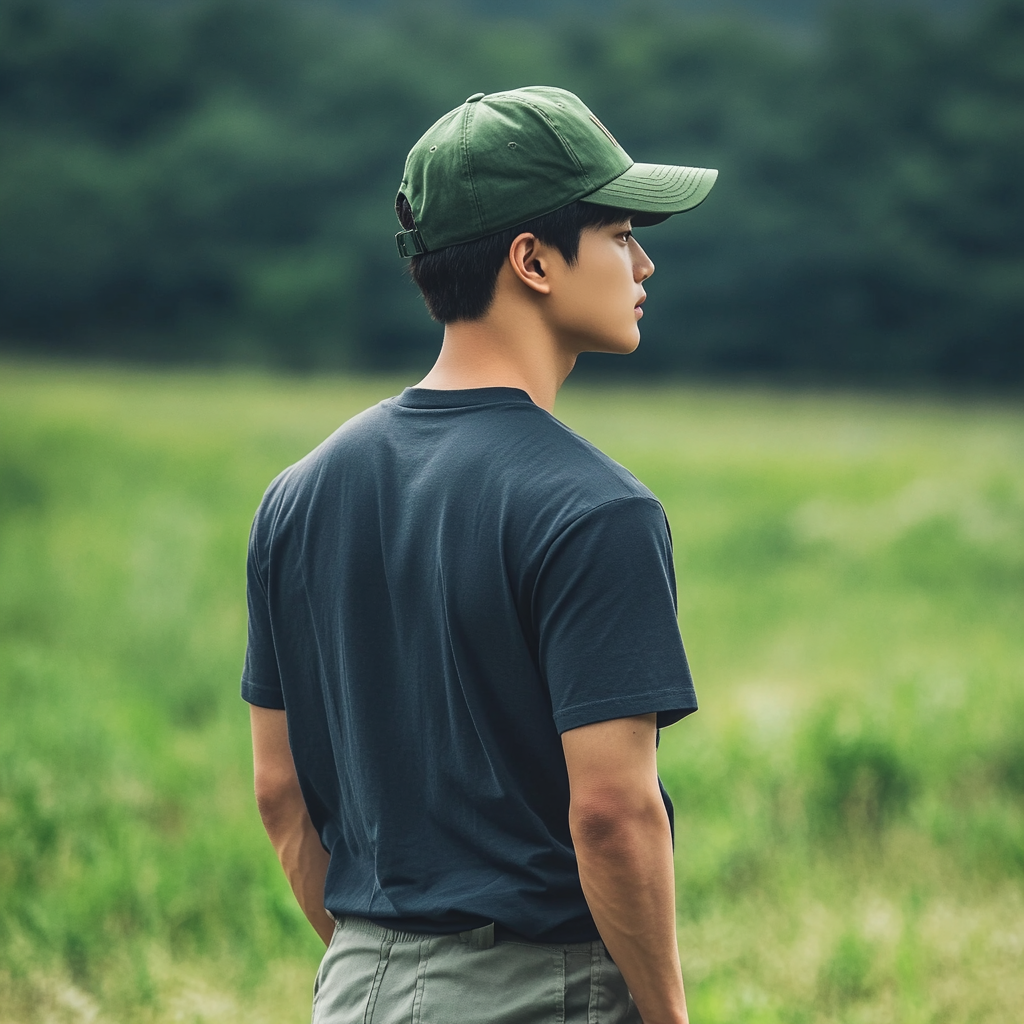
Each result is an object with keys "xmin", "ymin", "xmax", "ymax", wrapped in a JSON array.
[{"xmin": 469, "ymin": 922, "xmax": 495, "ymax": 950}]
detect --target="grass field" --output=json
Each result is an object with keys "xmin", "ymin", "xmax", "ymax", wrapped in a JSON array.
[{"xmin": 1, "ymin": 361, "xmax": 1022, "ymax": 1023}]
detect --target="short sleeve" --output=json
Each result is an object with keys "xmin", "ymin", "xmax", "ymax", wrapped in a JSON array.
[
  {"xmin": 534, "ymin": 496, "xmax": 697, "ymax": 734},
  {"xmin": 240, "ymin": 515, "xmax": 285, "ymax": 710}
]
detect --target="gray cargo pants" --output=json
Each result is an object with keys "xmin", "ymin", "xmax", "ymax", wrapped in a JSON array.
[{"xmin": 312, "ymin": 915, "xmax": 641, "ymax": 1024}]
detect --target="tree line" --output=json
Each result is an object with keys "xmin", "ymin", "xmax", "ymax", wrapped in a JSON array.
[{"xmin": 1, "ymin": 0, "xmax": 1021, "ymax": 382}]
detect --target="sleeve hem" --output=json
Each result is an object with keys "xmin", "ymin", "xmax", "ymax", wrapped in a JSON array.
[
  {"xmin": 241, "ymin": 676, "xmax": 286, "ymax": 710},
  {"xmin": 554, "ymin": 689, "xmax": 698, "ymax": 735}
]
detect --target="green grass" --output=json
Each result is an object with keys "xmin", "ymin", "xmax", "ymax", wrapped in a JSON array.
[{"xmin": 1, "ymin": 362, "xmax": 1022, "ymax": 1023}]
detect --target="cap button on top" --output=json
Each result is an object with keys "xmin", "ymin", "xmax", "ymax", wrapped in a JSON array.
[{"xmin": 466, "ymin": 92, "xmax": 485, "ymax": 103}]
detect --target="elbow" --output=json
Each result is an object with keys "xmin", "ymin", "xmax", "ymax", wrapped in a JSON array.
[
  {"xmin": 254, "ymin": 771, "xmax": 302, "ymax": 830},
  {"xmin": 571, "ymin": 803, "xmax": 625, "ymax": 850},
  {"xmin": 569, "ymin": 789, "xmax": 667, "ymax": 854}
]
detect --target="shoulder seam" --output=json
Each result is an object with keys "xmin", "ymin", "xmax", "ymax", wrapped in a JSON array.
[
  {"xmin": 532, "ymin": 495, "xmax": 668, "ymax": 610},
  {"xmin": 552, "ymin": 493, "xmax": 666, "ymax": 540}
]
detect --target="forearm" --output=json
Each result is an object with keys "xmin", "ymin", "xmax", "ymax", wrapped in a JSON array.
[
  {"xmin": 250, "ymin": 705, "xmax": 334, "ymax": 946},
  {"xmin": 572, "ymin": 801, "xmax": 687, "ymax": 1024},
  {"xmin": 260, "ymin": 794, "xmax": 334, "ymax": 945}
]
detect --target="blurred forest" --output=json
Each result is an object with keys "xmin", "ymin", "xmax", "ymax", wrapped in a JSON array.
[{"xmin": 1, "ymin": 0, "xmax": 1022, "ymax": 381}]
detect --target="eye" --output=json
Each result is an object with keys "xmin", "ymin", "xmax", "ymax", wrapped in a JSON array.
[{"xmin": 620, "ymin": 230, "xmax": 633, "ymax": 242}]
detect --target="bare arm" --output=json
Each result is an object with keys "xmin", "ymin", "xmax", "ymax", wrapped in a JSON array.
[
  {"xmin": 562, "ymin": 713, "xmax": 688, "ymax": 1024},
  {"xmin": 250, "ymin": 705, "xmax": 334, "ymax": 946}
]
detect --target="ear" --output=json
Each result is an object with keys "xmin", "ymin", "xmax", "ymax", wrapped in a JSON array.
[{"xmin": 507, "ymin": 233, "xmax": 553, "ymax": 296}]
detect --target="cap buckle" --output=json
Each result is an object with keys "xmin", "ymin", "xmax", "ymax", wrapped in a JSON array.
[{"xmin": 396, "ymin": 229, "xmax": 427, "ymax": 258}]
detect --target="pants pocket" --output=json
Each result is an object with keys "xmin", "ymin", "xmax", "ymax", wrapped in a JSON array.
[{"xmin": 312, "ymin": 922, "xmax": 391, "ymax": 1024}]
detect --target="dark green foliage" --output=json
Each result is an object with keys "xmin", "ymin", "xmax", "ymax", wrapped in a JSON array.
[
  {"xmin": 0, "ymin": 456, "xmax": 46, "ymax": 516},
  {"xmin": 995, "ymin": 728, "xmax": 1024, "ymax": 797},
  {"xmin": 818, "ymin": 931, "xmax": 876, "ymax": 1005},
  {"xmin": 804, "ymin": 711, "xmax": 916, "ymax": 837},
  {"xmin": 0, "ymin": 0, "xmax": 1022, "ymax": 380}
]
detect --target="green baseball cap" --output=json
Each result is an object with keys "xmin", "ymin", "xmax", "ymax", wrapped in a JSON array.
[{"xmin": 395, "ymin": 86, "xmax": 718, "ymax": 258}]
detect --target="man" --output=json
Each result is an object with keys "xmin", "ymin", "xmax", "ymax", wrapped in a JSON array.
[{"xmin": 244, "ymin": 86, "xmax": 716, "ymax": 1024}]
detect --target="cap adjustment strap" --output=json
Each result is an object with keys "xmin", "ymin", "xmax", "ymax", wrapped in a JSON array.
[{"xmin": 395, "ymin": 229, "xmax": 427, "ymax": 258}]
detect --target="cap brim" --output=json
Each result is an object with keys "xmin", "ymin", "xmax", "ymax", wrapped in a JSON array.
[{"xmin": 582, "ymin": 162, "xmax": 718, "ymax": 225}]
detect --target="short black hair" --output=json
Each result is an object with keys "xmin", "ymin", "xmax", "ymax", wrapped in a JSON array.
[{"xmin": 396, "ymin": 195, "xmax": 634, "ymax": 324}]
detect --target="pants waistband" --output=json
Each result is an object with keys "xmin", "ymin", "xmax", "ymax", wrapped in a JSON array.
[{"xmin": 333, "ymin": 914, "xmax": 592, "ymax": 951}]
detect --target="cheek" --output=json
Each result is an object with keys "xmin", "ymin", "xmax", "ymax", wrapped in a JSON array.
[
  {"xmin": 551, "ymin": 241, "xmax": 636, "ymax": 336},
  {"xmin": 596, "ymin": 256, "xmax": 636, "ymax": 316},
  {"xmin": 567, "ymin": 274, "xmax": 626, "ymax": 328},
  {"xmin": 585, "ymin": 251, "xmax": 633, "ymax": 303}
]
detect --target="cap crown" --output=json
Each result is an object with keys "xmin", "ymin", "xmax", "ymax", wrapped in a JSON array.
[{"xmin": 399, "ymin": 86, "xmax": 634, "ymax": 253}]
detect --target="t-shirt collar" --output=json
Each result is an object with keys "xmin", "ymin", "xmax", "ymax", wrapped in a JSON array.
[{"xmin": 395, "ymin": 387, "xmax": 535, "ymax": 410}]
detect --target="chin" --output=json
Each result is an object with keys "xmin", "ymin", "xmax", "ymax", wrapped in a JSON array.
[
  {"xmin": 596, "ymin": 339, "xmax": 640, "ymax": 357},
  {"xmin": 608, "ymin": 330, "xmax": 641, "ymax": 355},
  {"xmin": 576, "ymin": 324, "xmax": 641, "ymax": 356}
]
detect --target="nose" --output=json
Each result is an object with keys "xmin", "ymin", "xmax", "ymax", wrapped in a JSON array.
[{"xmin": 631, "ymin": 238, "xmax": 654, "ymax": 282}]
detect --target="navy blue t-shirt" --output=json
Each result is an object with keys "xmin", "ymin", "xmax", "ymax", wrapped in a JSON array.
[{"xmin": 242, "ymin": 387, "xmax": 697, "ymax": 942}]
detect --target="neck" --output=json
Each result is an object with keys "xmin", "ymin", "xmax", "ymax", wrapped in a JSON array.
[{"xmin": 415, "ymin": 290, "xmax": 574, "ymax": 413}]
